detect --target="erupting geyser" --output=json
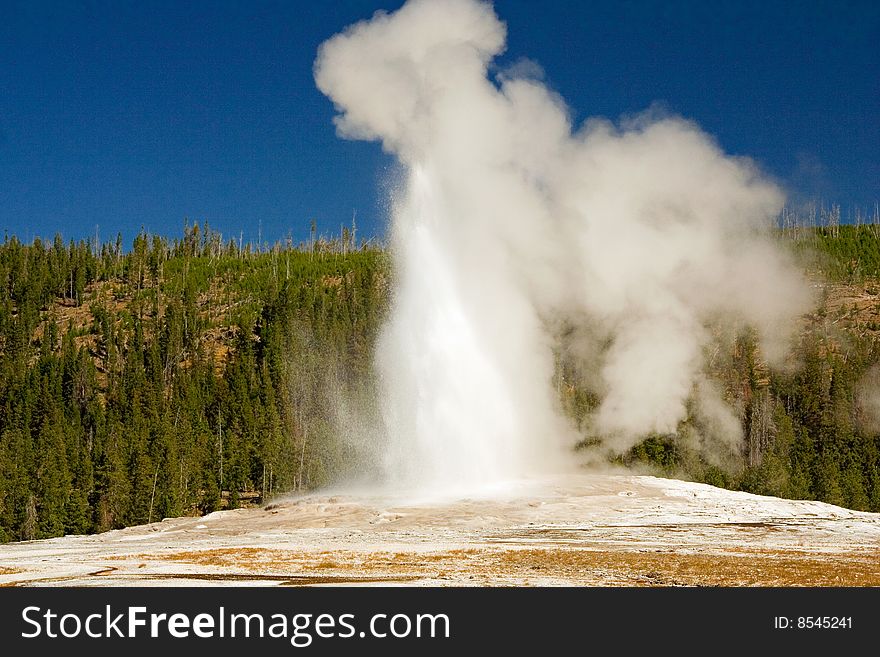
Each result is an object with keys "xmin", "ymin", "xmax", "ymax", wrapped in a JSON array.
[{"xmin": 315, "ymin": 0, "xmax": 812, "ymax": 490}]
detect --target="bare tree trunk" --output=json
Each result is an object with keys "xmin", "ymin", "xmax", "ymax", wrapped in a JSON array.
[
  {"xmin": 299, "ymin": 429, "xmax": 308, "ymax": 492},
  {"xmin": 148, "ymin": 464, "xmax": 159, "ymax": 524}
]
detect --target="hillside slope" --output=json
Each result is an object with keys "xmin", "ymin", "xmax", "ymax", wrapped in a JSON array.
[{"xmin": 3, "ymin": 224, "xmax": 880, "ymax": 544}]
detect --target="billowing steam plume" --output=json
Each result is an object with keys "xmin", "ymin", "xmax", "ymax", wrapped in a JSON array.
[{"xmin": 315, "ymin": 0, "xmax": 812, "ymax": 489}]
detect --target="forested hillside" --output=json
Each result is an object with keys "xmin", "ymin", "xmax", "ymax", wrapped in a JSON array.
[
  {"xmin": 1, "ymin": 222, "xmax": 880, "ymax": 542},
  {"xmin": 0, "ymin": 224, "xmax": 386, "ymax": 541},
  {"xmin": 613, "ymin": 224, "xmax": 880, "ymax": 510}
]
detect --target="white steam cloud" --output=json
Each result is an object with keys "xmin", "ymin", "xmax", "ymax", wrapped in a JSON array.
[{"xmin": 315, "ymin": 0, "xmax": 812, "ymax": 489}]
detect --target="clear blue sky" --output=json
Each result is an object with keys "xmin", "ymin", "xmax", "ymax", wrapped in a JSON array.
[{"xmin": 1, "ymin": 0, "xmax": 877, "ymax": 246}]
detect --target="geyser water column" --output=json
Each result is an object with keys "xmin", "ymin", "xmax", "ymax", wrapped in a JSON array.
[
  {"xmin": 315, "ymin": 0, "xmax": 571, "ymax": 489},
  {"xmin": 373, "ymin": 162, "xmax": 568, "ymax": 488}
]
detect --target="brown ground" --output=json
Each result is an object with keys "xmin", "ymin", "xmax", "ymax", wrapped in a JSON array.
[{"xmin": 109, "ymin": 545, "xmax": 880, "ymax": 587}]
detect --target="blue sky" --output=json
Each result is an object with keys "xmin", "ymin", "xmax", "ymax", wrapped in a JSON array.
[{"xmin": 0, "ymin": 0, "xmax": 877, "ymax": 246}]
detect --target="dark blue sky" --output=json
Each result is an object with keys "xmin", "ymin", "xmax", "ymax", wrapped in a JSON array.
[{"xmin": 1, "ymin": 0, "xmax": 877, "ymax": 246}]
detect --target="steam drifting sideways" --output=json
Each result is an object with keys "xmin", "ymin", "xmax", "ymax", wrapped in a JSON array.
[{"xmin": 315, "ymin": 0, "xmax": 812, "ymax": 490}]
